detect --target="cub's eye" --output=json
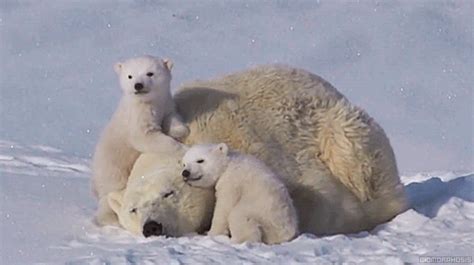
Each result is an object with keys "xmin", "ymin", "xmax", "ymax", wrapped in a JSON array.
[
  {"xmin": 128, "ymin": 75, "xmax": 133, "ymax": 79},
  {"xmin": 146, "ymin": 72, "xmax": 154, "ymax": 77},
  {"xmin": 163, "ymin": 191, "xmax": 174, "ymax": 198},
  {"xmin": 197, "ymin": 159, "xmax": 204, "ymax": 164},
  {"xmin": 130, "ymin": 208, "xmax": 137, "ymax": 214}
]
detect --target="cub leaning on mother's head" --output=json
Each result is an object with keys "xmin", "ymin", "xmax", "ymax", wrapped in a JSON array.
[
  {"xmin": 182, "ymin": 143, "xmax": 298, "ymax": 244},
  {"xmin": 91, "ymin": 55, "xmax": 189, "ymax": 226},
  {"xmin": 110, "ymin": 64, "xmax": 408, "ymax": 236}
]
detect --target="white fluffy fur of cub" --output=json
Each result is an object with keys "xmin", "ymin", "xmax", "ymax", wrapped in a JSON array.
[
  {"xmin": 181, "ymin": 143, "xmax": 299, "ymax": 244},
  {"xmin": 91, "ymin": 55, "xmax": 188, "ymax": 226}
]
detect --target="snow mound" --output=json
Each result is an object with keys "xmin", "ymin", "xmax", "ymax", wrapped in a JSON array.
[{"xmin": 0, "ymin": 141, "xmax": 472, "ymax": 264}]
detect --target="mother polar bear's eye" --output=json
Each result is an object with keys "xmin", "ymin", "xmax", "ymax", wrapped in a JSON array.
[
  {"xmin": 163, "ymin": 190, "xmax": 175, "ymax": 198},
  {"xmin": 129, "ymin": 208, "xmax": 137, "ymax": 214}
]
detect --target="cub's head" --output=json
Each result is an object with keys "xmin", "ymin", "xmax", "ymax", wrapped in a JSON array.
[
  {"xmin": 181, "ymin": 143, "xmax": 230, "ymax": 188},
  {"xmin": 114, "ymin": 55, "xmax": 173, "ymax": 101}
]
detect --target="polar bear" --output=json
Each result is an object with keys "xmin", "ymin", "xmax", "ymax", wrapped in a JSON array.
[
  {"xmin": 108, "ymin": 65, "xmax": 408, "ymax": 236},
  {"xmin": 91, "ymin": 55, "xmax": 189, "ymax": 226},
  {"xmin": 181, "ymin": 143, "xmax": 298, "ymax": 244},
  {"xmin": 107, "ymin": 147, "xmax": 215, "ymax": 237}
]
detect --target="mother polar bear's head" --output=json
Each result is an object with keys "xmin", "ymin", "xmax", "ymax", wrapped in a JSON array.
[{"xmin": 107, "ymin": 152, "xmax": 215, "ymax": 237}]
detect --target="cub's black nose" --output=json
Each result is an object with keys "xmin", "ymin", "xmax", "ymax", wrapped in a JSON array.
[
  {"xmin": 143, "ymin": 220, "xmax": 163, "ymax": 237},
  {"xmin": 134, "ymin": 83, "xmax": 144, "ymax": 91},
  {"xmin": 182, "ymin": 170, "xmax": 190, "ymax": 179}
]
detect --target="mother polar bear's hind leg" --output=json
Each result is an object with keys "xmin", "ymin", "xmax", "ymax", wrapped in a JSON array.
[{"xmin": 316, "ymin": 97, "xmax": 408, "ymax": 229}]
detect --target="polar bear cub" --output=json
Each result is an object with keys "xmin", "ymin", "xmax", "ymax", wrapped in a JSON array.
[
  {"xmin": 181, "ymin": 143, "xmax": 298, "ymax": 244},
  {"xmin": 92, "ymin": 55, "xmax": 188, "ymax": 226}
]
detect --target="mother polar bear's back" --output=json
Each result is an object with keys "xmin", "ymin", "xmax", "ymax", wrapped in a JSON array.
[{"xmin": 173, "ymin": 64, "xmax": 407, "ymax": 235}]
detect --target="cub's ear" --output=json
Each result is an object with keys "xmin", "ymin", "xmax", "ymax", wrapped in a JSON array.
[
  {"xmin": 107, "ymin": 189, "xmax": 125, "ymax": 214},
  {"xmin": 114, "ymin": 62, "xmax": 122, "ymax": 75},
  {"xmin": 163, "ymin": 58, "xmax": 173, "ymax": 71},
  {"xmin": 216, "ymin": 143, "xmax": 229, "ymax": 155}
]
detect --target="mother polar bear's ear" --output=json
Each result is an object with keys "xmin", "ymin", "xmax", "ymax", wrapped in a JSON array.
[{"xmin": 107, "ymin": 189, "xmax": 126, "ymax": 215}]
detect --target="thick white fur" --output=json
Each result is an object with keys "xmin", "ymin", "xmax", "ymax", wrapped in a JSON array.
[
  {"xmin": 91, "ymin": 55, "xmax": 188, "ymax": 226},
  {"xmin": 108, "ymin": 65, "xmax": 408, "ymax": 236},
  {"xmin": 182, "ymin": 143, "xmax": 298, "ymax": 244},
  {"xmin": 107, "ymin": 148, "xmax": 215, "ymax": 236}
]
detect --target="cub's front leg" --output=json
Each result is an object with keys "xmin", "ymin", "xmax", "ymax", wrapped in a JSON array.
[
  {"xmin": 208, "ymin": 201, "xmax": 230, "ymax": 236},
  {"xmin": 162, "ymin": 113, "xmax": 189, "ymax": 141},
  {"xmin": 208, "ymin": 184, "xmax": 240, "ymax": 237},
  {"xmin": 131, "ymin": 129, "xmax": 185, "ymax": 155}
]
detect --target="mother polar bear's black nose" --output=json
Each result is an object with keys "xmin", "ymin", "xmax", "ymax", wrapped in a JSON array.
[
  {"xmin": 182, "ymin": 170, "xmax": 190, "ymax": 179},
  {"xmin": 143, "ymin": 220, "xmax": 163, "ymax": 237}
]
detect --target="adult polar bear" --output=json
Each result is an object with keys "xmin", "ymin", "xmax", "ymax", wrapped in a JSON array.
[{"xmin": 110, "ymin": 64, "xmax": 407, "ymax": 235}]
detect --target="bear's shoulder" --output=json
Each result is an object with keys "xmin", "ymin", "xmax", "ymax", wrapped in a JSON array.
[
  {"xmin": 177, "ymin": 64, "xmax": 341, "ymax": 96},
  {"xmin": 174, "ymin": 65, "xmax": 345, "ymax": 124}
]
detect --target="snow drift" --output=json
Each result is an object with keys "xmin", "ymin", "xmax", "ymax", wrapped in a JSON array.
[{"xmin": 1, "ymin": 141, "xmax": 472, "ymax": 264}]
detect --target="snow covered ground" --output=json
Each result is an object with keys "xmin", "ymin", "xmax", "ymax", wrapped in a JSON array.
[
  {"xmin": 1, "ymin": 1, "xmax": 473, "ymax": 264},
  {"xmin": 1, "ymin": 140, "xmax": 472, "ymax": 265}
]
